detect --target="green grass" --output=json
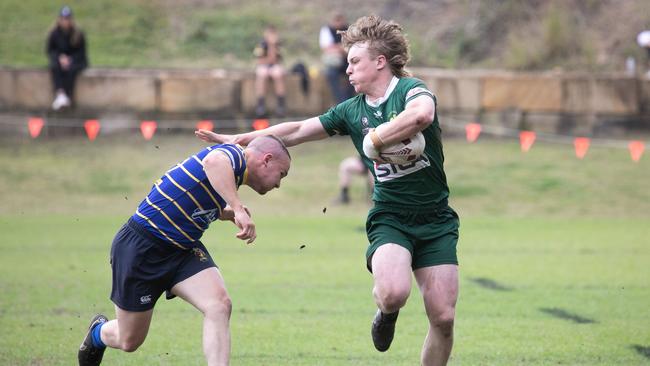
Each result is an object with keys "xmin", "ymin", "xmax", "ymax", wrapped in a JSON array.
[
  {"xmin": 3, "ymin": 0, "xmax": 648, "ymax": 70},
  {"xmin": 0, "ymin": 135, "xmax": 649, "ymax": 365}
]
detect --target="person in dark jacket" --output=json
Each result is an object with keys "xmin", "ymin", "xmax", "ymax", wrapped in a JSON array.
[
  {"xmin": 320, "ymin": 12, "xmax": 355, "ymax": 104},
  {"xmin": 46, "ymin": 5, "xmax": 88, "ymax": 110}
]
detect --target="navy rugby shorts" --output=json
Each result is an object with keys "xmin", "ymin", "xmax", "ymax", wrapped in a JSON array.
[{"xmin": 110, "ymin": 218, "xmax": 216, "ymax": 311}]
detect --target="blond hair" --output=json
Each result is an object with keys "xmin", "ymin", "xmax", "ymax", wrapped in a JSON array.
[{"xmin": 340, "ymin": 15, "xmax": 410, "ymax": 77}]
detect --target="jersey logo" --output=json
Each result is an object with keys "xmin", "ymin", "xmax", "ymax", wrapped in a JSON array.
[
  {"xmin": 373, "ymin": 154, "xmax": 431, "ymax": 182},
  {"xmin": 191, "ymin": 208, "xmax": 219, "ymax": 226},
  {"xmin": 373, "ymin": 110, "xmax": 382, "ymax": 119},
  {"xmin": 192, "ymin": 247, "xmax": 209, "ymax": 262},
  {"xmin": 360, "ymin": 116, "xmax": 370, "ymax": 135}
]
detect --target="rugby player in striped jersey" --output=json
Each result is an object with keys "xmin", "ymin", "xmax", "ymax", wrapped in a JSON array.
[{"xmin": 78, "ymin": 135, "xmax": 290, "ymax": 366}]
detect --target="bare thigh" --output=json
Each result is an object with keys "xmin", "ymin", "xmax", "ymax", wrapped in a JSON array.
[
  {"xmin": 171, "ymin": 267, "xmax": 230, "ymax": 313},
  {"xmin": 414, "ymin": 264, "xmax": 458, "ymax": 319}
]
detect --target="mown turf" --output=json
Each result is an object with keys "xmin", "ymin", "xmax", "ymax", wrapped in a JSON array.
[{"xmin": 0, "ymin": 134, "xmax": 649, "ymax": 365}]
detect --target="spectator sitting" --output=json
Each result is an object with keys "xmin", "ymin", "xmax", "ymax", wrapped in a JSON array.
[
  {"xmin": 253, "ymin": 25, "xmax": 286, "ymax": 118},
  {"xmin": 46, "ymin": 5, "xmax": 88, "ymax": 111}
]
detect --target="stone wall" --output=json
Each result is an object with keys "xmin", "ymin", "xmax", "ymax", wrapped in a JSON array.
[{"xmin": 0, "ymin": 66, "xmax": 648, "ymax": 136}]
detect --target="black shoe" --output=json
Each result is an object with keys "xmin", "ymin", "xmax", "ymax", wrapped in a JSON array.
[
  {"xmin": 371, "ymin": 309, "xmax": 399, "ymax": 352},
  {"xmin": 78, "ymin": 314, "xmax": 108, "ymax": 366}
]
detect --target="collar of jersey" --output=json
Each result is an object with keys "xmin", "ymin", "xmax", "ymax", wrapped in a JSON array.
[
  {"xmin": 365, "ymin": 76, "xmax": 399, "ymax": 108},
  {"xmin": 242, "ymin": 167, "xmax": 249, "ymax": 185},
  {"xmin": 240, "ymin": 146, "xmax": 249, "ymax": 185}
]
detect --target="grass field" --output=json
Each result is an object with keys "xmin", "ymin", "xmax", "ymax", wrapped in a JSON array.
[{"xmin": 1, "ymin": 134, "xmax": 649, "ymax": 365}]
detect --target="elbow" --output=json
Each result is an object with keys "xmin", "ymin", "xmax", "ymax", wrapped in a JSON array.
[{"xmin": 414, "ymin": 110, "xmax": 434, "ymax": 130}]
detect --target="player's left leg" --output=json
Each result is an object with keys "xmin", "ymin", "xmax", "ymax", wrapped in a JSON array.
[
  {"xmin": 414, "ymin": 264, "xmax": 458, "ymax": 366},
  {"xmin": 171, "ymin": 267, "xmax": 232, "ymax": 366}
]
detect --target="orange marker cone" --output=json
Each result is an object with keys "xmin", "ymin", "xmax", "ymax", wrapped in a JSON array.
[
  {"xmin": 252, "ymin": 119, "xmax": 269, "ymax": 131},
  {"xmin": 465, "ymin": 123, "xmax": 481, "ymax": 143},
  {"xmin": 84, "ymin": 119, "xmax": 101, "ymax": 141},
  {"xmin": 140, "ymin": 120, "xmax": 157, "ymax": 140},
  {"xmin": 27, "ymin": 117, "xmax": 44, "ymax": 138},
  {"xmin": 628, "ymin": 140, "xmax": 645, "ymax": 162},
  {"xmin": 519, "ymin": 131, "xmax": 536, "ymax": 152},
  {"xmin": 574, "ymin": 137, "xmax": 590, "ymax": 159},
  {"xmin": 196, "ymin": 120, "xmax": 214, "ymax": 132}
]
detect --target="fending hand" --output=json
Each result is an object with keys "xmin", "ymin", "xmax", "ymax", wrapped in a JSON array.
[{"xmin": 195, "ymin": 129, "xmax": 237, "ymax": 144}]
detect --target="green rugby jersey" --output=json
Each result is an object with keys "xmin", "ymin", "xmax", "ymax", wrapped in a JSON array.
[{"xmin": 319, "ymin": 76, "xmax": 449, "ymax": 208}]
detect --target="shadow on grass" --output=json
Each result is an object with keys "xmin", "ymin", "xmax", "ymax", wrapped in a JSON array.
[
  {"xmin": 470, "ymin": 277, "xmax": 513, "ymax": 291},
  {"xmin": 632, "ymin": 345, "xmax": 650, "ymax": 360},
  {"xmin": 539, "ymin": 307, "xmax": 596, "ymax": 324}
]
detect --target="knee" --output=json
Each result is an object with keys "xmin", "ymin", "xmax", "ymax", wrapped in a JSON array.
[
  {"xmin": 120, "ymin": 338, "xmax": 144, "ymax": 353},
  {"xmin": 204, "ymin": 294, "xmax": 233, "ymax": 320},
  {"xmin": 374, "ymin": 285, "xmax": 410, "ymax": 311},
  {"xmin": 430, "ymin": 309, "xmax": 455, "ymax": 337}
]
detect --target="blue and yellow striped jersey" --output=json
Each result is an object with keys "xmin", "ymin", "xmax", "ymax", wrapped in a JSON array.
[{"xmin": 132, "ymin": 144, "xmax": 248, "ymax": 249}]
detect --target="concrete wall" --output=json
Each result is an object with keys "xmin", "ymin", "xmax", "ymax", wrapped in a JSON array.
[{"xmin": 0, "ymin": 66, "xmax": 648, "ymax": 135}]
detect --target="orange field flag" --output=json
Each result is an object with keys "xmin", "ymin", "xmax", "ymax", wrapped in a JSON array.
[
  {"xmin": 140, "ymin": 120, "xmax": 157, "ymax": 140},
  {"xmin": 84, "ymin": 119, "xmax": 101, "ymax": 141},
  {"xmin": 574, "ymin": 137, "xmax": 590, "ymax": 159},
  {"xmin": 465, "ymin": 123, "xmax": 481, "ymax": 143},
  {"xmin": 28, "ymin": 117, "xmax": 44, "ymax": 138}
]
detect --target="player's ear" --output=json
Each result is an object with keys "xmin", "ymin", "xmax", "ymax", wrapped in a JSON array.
[
  {"xmin": 263, "ymin": 153, "xmax": 273, "ymax": 165},
  {"xmin": 376, "ymin": 54, "xmax": 387, "ymax": 70}
]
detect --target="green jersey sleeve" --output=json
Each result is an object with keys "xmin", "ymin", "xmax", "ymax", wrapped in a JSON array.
[
  {"xmin": 404, "ymin": 78, "xmax": 437, "ymax": 106},
  {"xmin": 318, "ymin": 100, "xmax": 352, "ymax": 136}
]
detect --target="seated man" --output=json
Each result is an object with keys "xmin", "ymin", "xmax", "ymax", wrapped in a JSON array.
[{"xmin": 78, "ymin": 135, "xmax": 291, "ymax": 366}]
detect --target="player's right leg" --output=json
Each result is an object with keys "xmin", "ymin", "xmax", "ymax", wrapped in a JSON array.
[
  {"xmin": 369, "ymin": 243, "xmax": 413, "ymax": 352},
  {"xmin": 100, "ymin": 307, "xmax": 154, "ymax": 351},
  {"xmin": 78, "ymin": 308, "xmax": 153, "ymax": 366},
  {"xmin": 365, "ymin": 206, "xmax": 416, "ymax": 352},
  {"xmin": 78, "ymin": 218, "xmax": 170, "ymax": 364}
]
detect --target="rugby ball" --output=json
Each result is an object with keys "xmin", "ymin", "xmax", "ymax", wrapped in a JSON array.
[{"xmin": 377, "ymin": 131, "xmax": 425, "ymax": 164}]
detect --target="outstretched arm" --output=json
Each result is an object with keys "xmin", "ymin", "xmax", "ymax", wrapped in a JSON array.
[
  {"xmin": 195, "ymin": 117, "xmax": 329, "ymax": 147},
  {"xmin": 203, "ymin": 150, "xmax": 256, "ymax": 244}
]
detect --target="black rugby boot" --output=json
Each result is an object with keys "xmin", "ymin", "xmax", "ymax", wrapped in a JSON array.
[
  {"xmin": 371, "ymin": 309, "xmax": 399, "ymax": 352},
  {"xmin": 78, "ymin": 314, "xmax": 108, "ymax": 366}
]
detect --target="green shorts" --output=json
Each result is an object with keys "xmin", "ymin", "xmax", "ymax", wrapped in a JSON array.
[{"xmin": 365, "ymin": 202, "xmax": 459, "ymax": 272}]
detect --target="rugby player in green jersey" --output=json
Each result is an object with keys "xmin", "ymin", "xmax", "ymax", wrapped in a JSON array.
[{"xmin": 197, "ymin": 15, "xmax": 459, "ymax": 366}]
